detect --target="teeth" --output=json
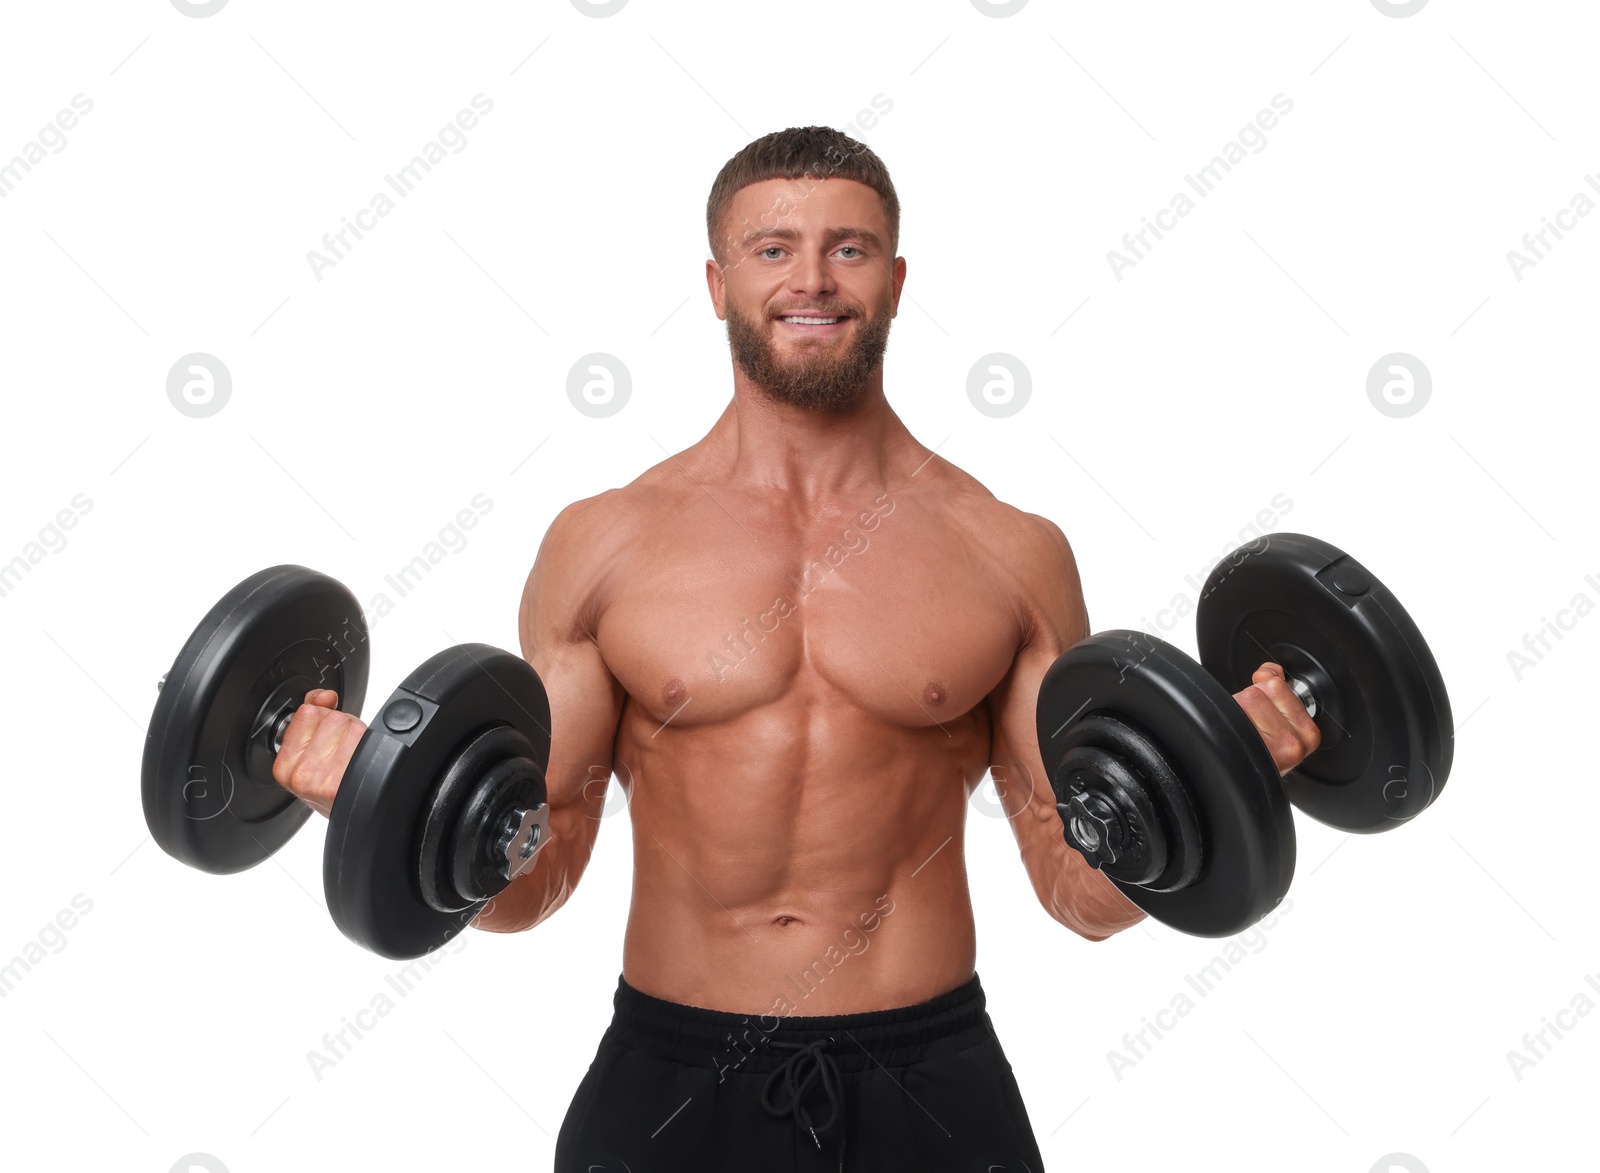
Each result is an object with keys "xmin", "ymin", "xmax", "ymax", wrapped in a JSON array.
[{"xmin": 782, "ymin": 316, "xmax": 841, "ymax": 325}]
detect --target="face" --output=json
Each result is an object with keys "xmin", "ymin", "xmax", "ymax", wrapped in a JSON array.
[{"xmin": 708, "ymin": 177, "xmax": 905, "ymax": 412}]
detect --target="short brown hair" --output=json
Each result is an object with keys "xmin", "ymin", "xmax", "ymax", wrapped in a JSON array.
[{"xmin": 706, "ymin": 126, "xmax": 900, "ymax": 265}]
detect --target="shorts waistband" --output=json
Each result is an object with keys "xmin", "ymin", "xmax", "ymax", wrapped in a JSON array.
[{"xmin": 605, "ymin": 973, "xmax": 993, "ymax": 1074}]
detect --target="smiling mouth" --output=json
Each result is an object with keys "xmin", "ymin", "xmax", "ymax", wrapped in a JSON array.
[{"xmin": 776, "ymin": 314, "xmax": 850, "ymax": 331}]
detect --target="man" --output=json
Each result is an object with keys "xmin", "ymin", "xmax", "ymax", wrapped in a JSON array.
[{"xmin": 276, "ymin": 126, "xmax": 1320, "ymax": 1171}]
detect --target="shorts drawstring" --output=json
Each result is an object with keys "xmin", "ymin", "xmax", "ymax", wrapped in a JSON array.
[{"xmin": 761, "ymin": 1035, "xmax": 848, "ymax": 1169}]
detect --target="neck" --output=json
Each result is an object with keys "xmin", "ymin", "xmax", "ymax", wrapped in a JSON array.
[{"xmin": 707, "ymin": 371, "xmax": 911, "ymax": 504}]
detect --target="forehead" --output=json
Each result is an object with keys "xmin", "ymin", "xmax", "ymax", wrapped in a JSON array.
[{"xmin": 723, "ymin": 176, "xmax": 886, "ymax": 243}]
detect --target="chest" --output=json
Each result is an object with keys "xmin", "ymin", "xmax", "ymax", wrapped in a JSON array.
[{"xmin": 597, "ymin": 494, "xmax": 1022, "ymax": 730}]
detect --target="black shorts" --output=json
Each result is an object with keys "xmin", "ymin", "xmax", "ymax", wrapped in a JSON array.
[{"xmin": 554, "ymin": 971, "xmax": 1045, "ymax": 1172}]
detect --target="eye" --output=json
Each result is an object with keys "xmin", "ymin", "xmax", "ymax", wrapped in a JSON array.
[
  {"xmin": 837, "ymin": 246, "xmax": 863, "ymax": 259},
  {"xmin": 760, "ymin": 247, "xmax": 784, "ymax": 260}
]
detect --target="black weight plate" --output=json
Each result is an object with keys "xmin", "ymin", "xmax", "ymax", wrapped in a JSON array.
[
  {"xmin": 1196, "ymin": 533, "xmax": 1453, "ymax": 833},
  {"xmin": 142, "ymin": 565, "xmax": 369, "ymax": 874},
  {"xmin": 1036, "ymin": 632, "xmax": 1295, "ymax": 937},
  {"xmin": 1054, "ymin": 714, "xmax": 1203, "ymax": 893},
  {"xmin": 324, "ymin": 643, "xmax": 551, "ymax": 959},
  {"xmin": 448, "ymin": 753, "xmax": 545, "ymax": 904},
  {"xmin": 417, "ymin": 724, "xmax": 538, "ymax": 914}
]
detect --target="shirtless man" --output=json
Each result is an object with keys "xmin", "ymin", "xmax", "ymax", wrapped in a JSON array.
[{"xmin": 275, "ymin": 127, "xmax": 1320, "ymax": 1171}]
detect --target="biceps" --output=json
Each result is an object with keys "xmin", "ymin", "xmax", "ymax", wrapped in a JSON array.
[
  {"xmin": 988, "ymin": 644, "xmax": 1070, "ymax": 866},
  {"xmin": 991, "ymin": 728, "xmax": 1065, "ymax": 860},
  {"xmin": 528, "ymin": 635, "xmax": 624, "ymax": 812}
]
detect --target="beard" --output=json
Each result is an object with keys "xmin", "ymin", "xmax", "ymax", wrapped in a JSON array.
[{"xmin": 725, "ymin": 299, "xmax": 892, "ymax": 412}]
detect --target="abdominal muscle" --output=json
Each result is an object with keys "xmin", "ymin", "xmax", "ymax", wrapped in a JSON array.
[{"xmin": 614, "ymin": 700, "xmax": 987, "ymax": 1017}]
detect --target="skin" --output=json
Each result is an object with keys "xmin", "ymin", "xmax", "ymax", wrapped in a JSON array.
[{"xmin": 273, "ymin": 176, "xmax": 1322, "ymax": 1015}]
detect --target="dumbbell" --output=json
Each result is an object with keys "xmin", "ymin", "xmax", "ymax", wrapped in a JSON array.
[
  {"xmin": 142, "ymin": 565, "xmax": 553, "ymax": 959},
  {"xmin": 1035, "ymin": 533, "xmax": 1453, "ymax": 937}
]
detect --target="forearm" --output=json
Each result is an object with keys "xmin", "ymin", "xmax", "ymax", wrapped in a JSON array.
[
  {"xmin": 472, "ymin": 825, "xmax": 593, "ymax": 934},
  {"xmin": 1033, "ymin": 841, "xmax": 1147, "ymax": 941}
]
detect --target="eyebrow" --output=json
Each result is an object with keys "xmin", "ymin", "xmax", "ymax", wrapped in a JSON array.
[{"xmin": 740, "ymin": 226, "xmax": 884, "ymax": 252}]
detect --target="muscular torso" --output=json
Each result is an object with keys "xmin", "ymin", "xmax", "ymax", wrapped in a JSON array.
[{"xmin": 592, "ymin": 457, "xmax": 1027, "ymax": 1016}]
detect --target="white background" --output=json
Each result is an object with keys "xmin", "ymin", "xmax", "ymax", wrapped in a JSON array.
[{"xmin": 0, "ymin": 1, "xmax": 1593, "ymax": 1170}]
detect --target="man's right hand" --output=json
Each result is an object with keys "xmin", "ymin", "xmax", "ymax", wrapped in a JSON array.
[{"xmin": 271, "ymin": 689, "xmax": 368, "ymax": 818}]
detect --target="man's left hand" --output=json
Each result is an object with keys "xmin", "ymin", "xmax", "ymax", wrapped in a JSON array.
[{"xmin": 1232, "ymin": 662, "xmax": 1322, "ymax": 775}]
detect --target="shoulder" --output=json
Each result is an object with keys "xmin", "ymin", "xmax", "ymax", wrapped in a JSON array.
[
  {"xmin": 920, "ymin": 465, "xmax": 1088, "ymax": 652},
  {"xmin": 543, "ymin": 453, "xmax": 699, "ymax": 558},
  {"xmin": 925, "ymin": 464, "xmax": 1079, "ymax": 581},
  {"xmin": 519, "ymin": 468, "xmax": 677, "ymax": 644}
]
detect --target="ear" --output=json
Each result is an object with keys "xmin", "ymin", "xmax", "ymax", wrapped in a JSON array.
[
  {"xmin": 890, "ymin": 255, "xmax": 907, "ymax": 318},
  {"xmin": 705, "ymin": 256, "xmax": 728, "ymax": 320}
]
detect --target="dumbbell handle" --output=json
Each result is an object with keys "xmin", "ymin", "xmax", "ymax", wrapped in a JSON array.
[
  {"xmin": 157, "ymin": 672, "xmax": 302, "ymax": 753},
  {"xmin": 1058, "ymin": 665, "xmax": 1320, "ymax": 866},
  {"xmin": 159, "ymin": 664, "xmax": 551, "ymax": 895},
  {"xmin": 1286, "ymin": 675, "xmax": 1318, "ymax": 719}
]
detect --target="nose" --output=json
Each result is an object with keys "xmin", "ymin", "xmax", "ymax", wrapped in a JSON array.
[{"xmin": 789, "ymin": 250, "xmax": 837, "ymax": 304}]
